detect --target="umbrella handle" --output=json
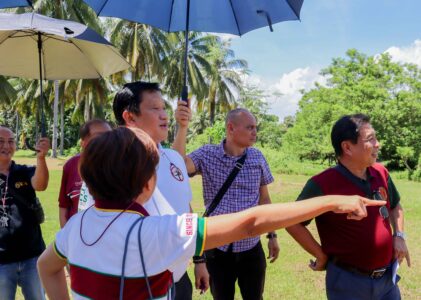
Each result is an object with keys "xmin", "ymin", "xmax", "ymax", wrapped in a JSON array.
[
  {"xmin": 181, "ymin": 85, "xmax": 188, "ymax": 102},
  {"xmin": 25, "ymin": 138, "xmax": 40, "ymax": 153}
]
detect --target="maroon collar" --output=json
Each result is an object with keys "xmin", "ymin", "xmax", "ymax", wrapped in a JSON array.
[{"xmin": 94, "ymin": 199, "xmax": 149, "ymax": 216}]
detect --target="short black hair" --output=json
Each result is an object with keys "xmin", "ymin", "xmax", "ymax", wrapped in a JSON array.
[
  {"xmin": 113, "ymin": 81, "xmax": 161, "ymax": 125},
  {"xmin": 331, "ymin": 113, "xmax": 371, "ymax": 157},
  {"xmin": 79, "ymin": 119, "xmax": 110, "ymax": 140}
]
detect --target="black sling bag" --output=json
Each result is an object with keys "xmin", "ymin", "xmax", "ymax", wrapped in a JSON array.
[{"xmin": 193, "ymin": 151, "xmax": 247, "ymax": 264}]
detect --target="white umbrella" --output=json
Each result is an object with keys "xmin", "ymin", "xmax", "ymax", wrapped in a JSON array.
[{"xmin": 0, "ymin": 12, "xmax": 130, "ymax": 137}]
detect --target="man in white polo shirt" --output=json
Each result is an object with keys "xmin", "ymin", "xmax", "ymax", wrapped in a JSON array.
[{"xmin": 111, "ymin": 81, "xmax": 209, "ymax": 299}]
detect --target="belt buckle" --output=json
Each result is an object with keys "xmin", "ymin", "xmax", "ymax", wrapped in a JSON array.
[{"xmin": 370, "ymin": 268, "xmax": 387, "ymax": 279}]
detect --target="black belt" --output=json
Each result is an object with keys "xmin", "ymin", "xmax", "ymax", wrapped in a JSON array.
[{"xmin": 330, "ymin": 257, "xmax": 389, "ymax": 279}]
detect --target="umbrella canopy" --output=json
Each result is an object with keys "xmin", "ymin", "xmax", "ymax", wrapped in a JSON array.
[
  {"xmin": 83, "ymin": 0, "xmax": 304, "ymax": 99},
  {"xmin": 0, "ymin": 12, "xmax": 130, "ymax": 80},
  {"xmin": 83, "ymin": 0, "xmax": 303, "ymax": 35},
  {"xmin": 0, "ymin": 0, "xmax": 32, "ymax": 9},
  {"xmin": 0, "ymin": 12, "xmax": 130, "ymax": 139}
]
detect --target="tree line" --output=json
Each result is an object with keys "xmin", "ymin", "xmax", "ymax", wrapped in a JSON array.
[{"xmin": 0, "ymin": 1, "xmax": 420, "ymax": 180}]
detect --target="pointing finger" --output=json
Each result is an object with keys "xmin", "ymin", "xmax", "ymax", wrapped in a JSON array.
[{"xmin": 362, "ymin": 199, "xmax": 387, "ymax": 207}]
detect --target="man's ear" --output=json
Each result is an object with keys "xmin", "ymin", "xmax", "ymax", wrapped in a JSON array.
[
  {"xmin": 143, "ymin": 175, "xmax": 156, "ymax": 196},
  {"xmin": 122, "ymin": 110, "xmax": 134, "ymax": 126},
  {"xmin": 80, "ymin": 138, "xmax": 86, "ymax": 149},
  {"xmin": 341, "ymin": 141, "xmax": 353, "ymax": 157},
  {"xmin": 226, "ymin": 122, "xmax": 234, "ymax": 135}
]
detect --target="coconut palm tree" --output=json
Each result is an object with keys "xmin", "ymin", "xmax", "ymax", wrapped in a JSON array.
[
  {"xmin": 109, "ymin": 20, "xmax": 168, "ymax": 83},
  {"xmin": 162, "ymin": 32, "xmax": 215, "ymax": 101},
  {"xmin": 202, "ymin": 39, "xmax": 248, "ymax": 124}
]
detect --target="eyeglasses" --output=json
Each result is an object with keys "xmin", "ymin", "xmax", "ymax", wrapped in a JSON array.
[{"xmin": 372, "ymin": 190, "xmax": 389, "ymax": 219}]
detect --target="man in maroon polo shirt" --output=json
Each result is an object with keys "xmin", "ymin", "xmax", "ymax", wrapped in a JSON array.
[
  {"xmin": 287, "ymin": 114, "xmax": 410, "ymax": 300},
  {"xmin": 58, "ymin": 119, "xmax": 111, "ymax": 227}
]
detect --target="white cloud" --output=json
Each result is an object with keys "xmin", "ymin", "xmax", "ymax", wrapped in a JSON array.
[
  {"xmin": 268, "ymin": 67, "xmax": 326, "ymax": 120},
  {"xmin": 384, "ymin": 39, "xmax": 421, "ymax": 67},
  {"xmin": 215, "ymin": 33, "xmax": 239, "ymax": 42},
  {"xmin": 249, "ymin": 39, "xmax": 421, "ymax": 120},
  {"xmin": 243, "ymin": 67, "xmax": 325, "ymax": 120}
]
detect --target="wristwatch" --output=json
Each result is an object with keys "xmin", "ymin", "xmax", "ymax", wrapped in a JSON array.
[
  {"xmin": 266, "ymin": 232, "xmax": 277, "ymax": 239},
  {"xmin": 394, "ymin": 231, "xmax": 406, "ymax": 240}
]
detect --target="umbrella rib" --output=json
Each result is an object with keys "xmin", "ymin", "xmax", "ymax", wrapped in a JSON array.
[
  {"xmin": 167, "ymin": 0, "xmax": 176, "ymax": 32},
  {"xmin": 97, "ymin": 0, "xmax": 111, "ymax": 16},
  {"xmin": 285, "ymin": 0, "xmax": 301, "ymax": 20},
  {"xmin": 228, "ymin": 0, "xmax": 241, "ymax": 35}
]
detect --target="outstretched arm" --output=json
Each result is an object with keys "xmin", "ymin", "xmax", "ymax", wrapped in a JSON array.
[{"xmin": 204, "ymin": 195, "xmax": 385, "ymax": 251}]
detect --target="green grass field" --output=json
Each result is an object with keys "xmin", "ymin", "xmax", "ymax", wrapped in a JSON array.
[{"xmin": 13, "ymin": 156, "xmax": 421, "ymax": 299}]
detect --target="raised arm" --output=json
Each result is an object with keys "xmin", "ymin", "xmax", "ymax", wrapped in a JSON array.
[
  {"xmin": 172, "ymin": 100, "xmax": 196, "ymax": 175},
  {"xmin": 31, "ymin": 137, "xmax": 50, "ymax": 191}
]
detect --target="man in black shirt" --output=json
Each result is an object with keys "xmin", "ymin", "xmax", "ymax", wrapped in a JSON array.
[{"xmin": 0, "ymin": 126, "xmax": 50, "ymax": 300}]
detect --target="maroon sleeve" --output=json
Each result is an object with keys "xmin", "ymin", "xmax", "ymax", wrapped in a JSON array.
[{"xmin": 58, "ymin": 160, "xmax": 70, "ymax": 208}]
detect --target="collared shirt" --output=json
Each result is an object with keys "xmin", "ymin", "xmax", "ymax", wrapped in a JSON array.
[
  {"xmin": 77, "ymin": 144, "xmax": 192, "ymax": 282},
  {"xmin": 55, "ymin": 201, "xmax": 205, "ymax": 300},
  {"xmin": 189, "ymin": 140, "xmax": 274, "ymax": 252},
  {"xmin": 297, "ymin": 162, "xmax": 400, "ymax": 270},
  {"xmin": 0, "ymin": 161, "xmax": 45, "ymax": 263},
  {"xmin": 58, "ymin": 154, "xmax": 82, "ymax": 218}
]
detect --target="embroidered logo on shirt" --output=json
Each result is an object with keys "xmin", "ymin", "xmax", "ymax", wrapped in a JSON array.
[
  {"xmin": 378, "ymin": 186, "xmax": 388, "ymax": 201},
  {"xmin": 170, "ymin": 163, "xmax": 184, "ymax": 182},
  {"xmin": 15, "ymin": 181, "xmax": 29, "ymax": 189}
]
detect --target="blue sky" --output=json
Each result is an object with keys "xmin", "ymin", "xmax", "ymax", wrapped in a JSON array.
[{"xmin": 226, "ymin": 0, "xmax": 421, "ymax": 119}]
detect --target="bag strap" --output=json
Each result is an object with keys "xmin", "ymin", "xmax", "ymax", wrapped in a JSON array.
[{"xmin": 203, "ymin": 151, "xmax": 247, "ymax": 217}]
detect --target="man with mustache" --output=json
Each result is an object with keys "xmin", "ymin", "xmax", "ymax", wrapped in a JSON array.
[{"xmin": 287, "ymin": 114, "xmax": 410, "ymax": 300}]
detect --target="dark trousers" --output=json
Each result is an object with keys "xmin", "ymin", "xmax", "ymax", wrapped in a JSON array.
[
  {"xmin": 174, "ymin": 272, "xmax": 192, "ymax": 300},
  {"xmin": 326, "ymin": 262, "xmax": 401, "ymax": 300},
  {"xmin": 206, "ymin": 242, "xmax": 266, "ymax": 300}
]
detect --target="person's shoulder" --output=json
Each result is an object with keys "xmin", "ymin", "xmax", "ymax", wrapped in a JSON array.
[
  {"xmin": 312, "ymin": 167, "xmax": 337, "ymax": 181},
  {"xmin": 191, "ymin": 144, "xmax": 218, "ymax": 155},
  {"xmin": 11, "ymin": 161, "xmax": 35, "ymax": 173},
  {"xmin": 63, "ymin": 154, "xmax": 80, "ymax": 171},
  {"xmin": 161, "ymin": 147, "xmax": 182, "ymax": 160},
  {"xmin": 248, "ymin": 147, "xmax": 264, "ymax": 157},
  {"xmin": 370, "ymin": 162, "xmax": 390, "ymax": 178},
  {"xmin": 64, "ymin": 154, "xmax": 81, "ymax": 167},
  {"xmin": 371, "ymin": 162, "xmax": 388, "ymax": 173}
]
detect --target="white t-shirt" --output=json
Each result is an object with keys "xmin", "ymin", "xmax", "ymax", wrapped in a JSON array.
[
  {"xmin": 143, "ymin": 146, "xmax": 192, "ymax": 216},
  {"xmin": 77, "ymin": 145, "xmax": 193, "ymax": 281},
  {"xmin": 78, "ymin": 146, "xmax": 192, "ymax": 215},
  {"xmin": 54, "ymin": 208, "xmax": 206, "ymax": 300}
]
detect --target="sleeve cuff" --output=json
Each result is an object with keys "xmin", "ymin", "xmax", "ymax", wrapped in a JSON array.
[
  {"xmin": 53, "ymin": 241, "xmax": 68, "ymax": 262},
  {"xmin": 195, "ymin": 217, "xmax": 207, "ymax": 256}
]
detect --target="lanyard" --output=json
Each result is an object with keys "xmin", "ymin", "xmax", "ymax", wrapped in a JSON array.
[{"xmin": 1, "ymin": 175, "xmax": 9, "ymax": 209}]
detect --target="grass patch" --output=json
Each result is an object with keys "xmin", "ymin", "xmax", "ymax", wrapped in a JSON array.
[{"xmin": 12, "ymin": 158, "xmax": 421, "ymax": 299}]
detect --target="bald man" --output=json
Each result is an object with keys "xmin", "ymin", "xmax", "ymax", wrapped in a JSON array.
[
  {"xmin": 0, "ymin": 126, "xmax": 50, "ymax": 300},
  {"xmin": 173, "ymin": 107, "xmax": 280, "ymax": 300}
]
